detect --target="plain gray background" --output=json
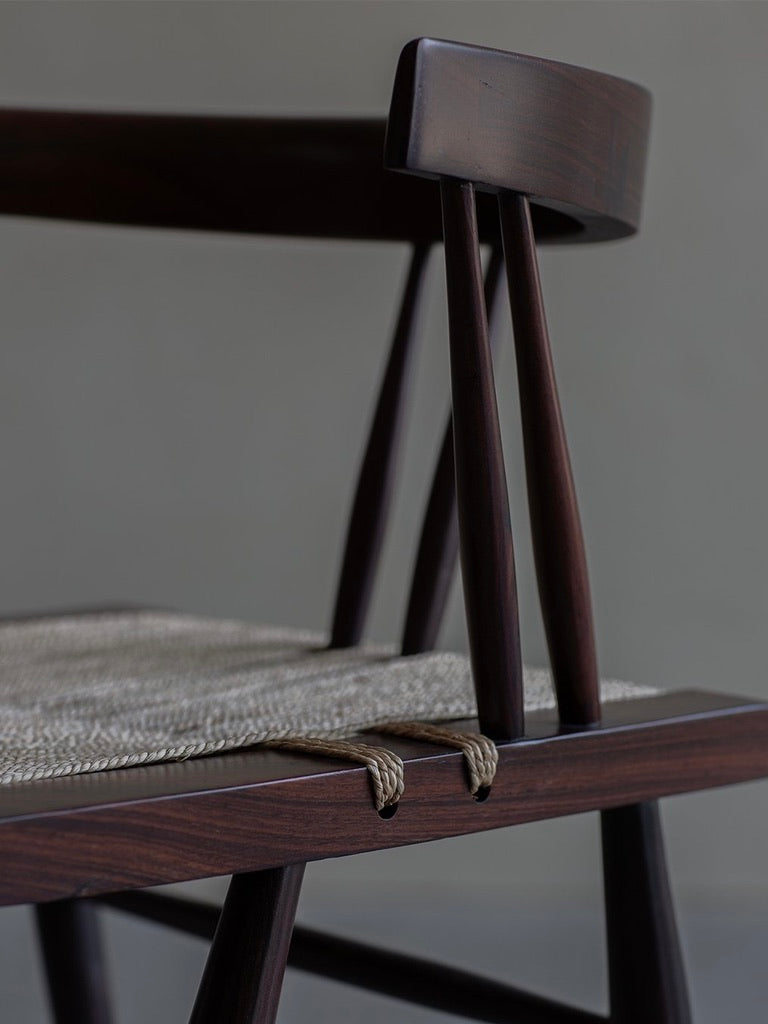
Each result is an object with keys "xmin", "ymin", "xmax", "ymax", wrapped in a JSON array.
[{"xmin": 1, "ymin": 2, "xmax": 767, "ymax": 1021}]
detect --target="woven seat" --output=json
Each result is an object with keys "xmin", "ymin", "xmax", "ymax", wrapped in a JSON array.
[{"xmin": 0, "ymin": 610, "xmax": 654, "ymax": 788}]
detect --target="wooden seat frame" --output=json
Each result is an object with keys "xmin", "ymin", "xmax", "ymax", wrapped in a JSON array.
[{"xmin": 1, "ymin": 37, "xmax": 766, "ymax": 1024}]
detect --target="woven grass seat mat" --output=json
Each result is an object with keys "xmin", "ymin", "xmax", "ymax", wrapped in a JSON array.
[{"xmin": 0, "ymin": 611, "xmax": 658, "ymax": 785}]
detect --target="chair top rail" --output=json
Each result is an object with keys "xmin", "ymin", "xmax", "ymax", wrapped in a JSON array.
[
  {"xmin": 385, "ymin": 38, "xmax": 652, "ymax": 240},
  {"xmin": 0, "ymin": 108, "xmax": 609, "ymax": 244}
]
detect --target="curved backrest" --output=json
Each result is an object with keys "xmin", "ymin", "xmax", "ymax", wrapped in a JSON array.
[
  {"xmin": 0, "ymin": 109, "xmax": 620, "ymax": 246},
  {"xmin": 385, "ymin": 37, "xmax": 651, "ymax": 241},
  {"xmin": 385, "ymin": 39, "xmax": 653, "ymax": 737}
]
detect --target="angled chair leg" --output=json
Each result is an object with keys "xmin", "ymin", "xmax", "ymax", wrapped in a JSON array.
[
  {"xmin": 601, "ymin": 802, "xmax": 692, "ymax": 1024},
  {"xmin": 189, "ymin": 864, "xmax": 305, "ymax": 1024},
  {"xmin": 35, "ymin": 899, "xmax": 112, "ymax": 1024}
]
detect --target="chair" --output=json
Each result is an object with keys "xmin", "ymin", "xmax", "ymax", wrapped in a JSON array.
[{"xmin": 0, "ymin": 36, "xmax": 766, "ymax": 1024}]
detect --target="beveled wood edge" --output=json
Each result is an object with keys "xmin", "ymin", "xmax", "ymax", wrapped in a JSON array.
[
  {"xmin": 0, "ymin": 690, "xmax": 766, "ymax": 906},
  {"xmin": 0, "ymin": 690, "xmax": 760, "ymax": 818},
  {"xmin": 385, "ymin": 37, "xmax": 651, "ymax": 241}
]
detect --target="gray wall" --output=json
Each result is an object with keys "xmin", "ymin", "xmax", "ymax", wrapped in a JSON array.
[{"xmin": 1, "ymin": 2, "xmax": 767, "ymax": 1021}]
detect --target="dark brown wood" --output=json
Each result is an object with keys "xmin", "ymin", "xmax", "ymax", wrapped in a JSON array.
[
  {"xmin": 188, "ymin": 865, "xmax": 304, "ymax": 1024},
  {"xmin": 499, "ymin": 193, "xmax": 600, "ymax": 727},
  {"xmin": 0, "ymin": 109, "xmax": 610, "ymax": 246},
  {"xmin": 330, "ymin": 243, "xmax": 430, "ymax": 648},
  {"xmin": 386, "ymin": 38, "xmax": 651, "ymax": 241},
  {"xmin": 602, "ymin": 803, "xmax": 692, "ymax": 1024},
  {"xmin": 441, "ymin": 179, "xmax": 523, "ymax": 740},
  {"xmin": 401, "ymin": 247, "xmax": 504, "ymax": 655},
  {"xmin": 2, "ymin": 690, "xmax": 765, "ymax": 907},
  {"xmin": 100, "ymin": 890, "xmax": 603, "ymax": 1022},
  {"xmin": 35, "ymin": 899, "xmax": 112, "ymax": 1024}
]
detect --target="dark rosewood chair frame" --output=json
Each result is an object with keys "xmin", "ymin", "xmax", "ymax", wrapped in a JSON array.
[{"xmin": 1, "ymin": 37, "xmax": 766, "ymax": 1024}]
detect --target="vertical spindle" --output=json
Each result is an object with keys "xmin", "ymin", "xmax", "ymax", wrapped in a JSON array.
[
  {"xmin": 441, "ymin": 180, "xmax": 523, "ymax": 741},
  {"xmin": 499, "ymin": 192, "xmax": 600, "ymax": 727}
]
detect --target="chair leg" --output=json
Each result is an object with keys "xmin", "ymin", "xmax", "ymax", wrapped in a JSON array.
[
  {"xmin": 601, "ymin": 802, "xmax": 692, "ymax": 1024},
  {"xmin": 35, "ymin": 899, "xmax": 112, "ymax": 1024},
  {"xmin": 189, "ymin": 863, "xmax": 305, "ymax": 1024}
]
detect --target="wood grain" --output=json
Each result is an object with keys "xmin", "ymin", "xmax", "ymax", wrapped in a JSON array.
[
  {"xmin": 386, "ymin": 37, "xmax": 651, "ymax": 241},
  {"xmin": 0, "ymin": 691, "xmax": 765, "ymax": 907},
  {"xmin": 0, "ymin": 110, "xmax": 587, "ymax": 246}
]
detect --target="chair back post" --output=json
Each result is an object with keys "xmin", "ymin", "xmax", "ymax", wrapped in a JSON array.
[
  {"xmin": 440, "ymin": 178, "xmax": 524, "ymax": 741},
  {"xmin": 499, "ymin": 193, "xmax": 600, "ymax": 726},
  {"xmin": 400, "ymin": 245, "xmax": 504, "ymax": 657}
]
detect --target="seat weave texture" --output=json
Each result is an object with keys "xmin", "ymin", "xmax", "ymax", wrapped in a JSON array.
[{"xmin": 0, "ymin": 611, "xmax": 657, "ymax": 786}]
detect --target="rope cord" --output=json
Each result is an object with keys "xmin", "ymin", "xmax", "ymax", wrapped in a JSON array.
[
  {"xmin": 264, "ymin": 736, "xmax": 404, "ymax": 811},
  {"xmin": 372, "ymin": 721, "xmax": 498, "ymax": 795}
]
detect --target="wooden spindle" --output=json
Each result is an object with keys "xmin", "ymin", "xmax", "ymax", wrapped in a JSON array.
[
  {"xmin": 330, "ymin": 243, "xmax": 430, "ymax": 648},
  {"xmin": 440, "ymin": 180, "xmax": 523, "ymax": 741},
  {"xmin": 498, "ymin": 193, "xmax": 600, "ymax": 727},
  {"xmin": 35, "ymin": 900, "xmax": 112, "ymax": 1024},
  {"xmin": 602, "ymin": 803, "xmax": 692, "ymax": 1023},
  {"xmin": 401, "ymin": 247, "xmax": 504, "ymax": 655},
  {"xmin": 188, "ymin": 865, "xmax": 304, "ymax": 1024}
]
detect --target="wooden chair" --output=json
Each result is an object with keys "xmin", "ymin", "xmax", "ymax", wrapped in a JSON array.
[{"xmin": 1, "ymin": 37, "xmax": 766, "ymax": 1024}]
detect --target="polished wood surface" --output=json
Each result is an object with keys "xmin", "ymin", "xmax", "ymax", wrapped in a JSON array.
[
  {"xmin": 386, "ymin": 37, "xmax": 651, "ymax": 241},
  {"xmin": 0, "ymin": 689, "xmax": 765, "ymax": 906},
  {"xmin": 440, "ymin": 179, "xmax": 523, "ymax": 740},
  {"xmin": 330, "ymin": 244, "xmax": 430, "ymax": 648},
  {"xmin": 188, "ymin": 865, "xmax": 304, "ymax": 1024},
  {"xmin": 0, "ymin": 110, "xmax": 589, "ymax": 246},
  {"xmin": 602, "ymin": 803, "xmax": 692, "ymax": 1023},
  {"xmin": 401, "ymin": 247, "xmax": 504, "ymax": 656},
  {"xmin": 500, "ymin": 193, "xmax": 600, "ymax": 727}
]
